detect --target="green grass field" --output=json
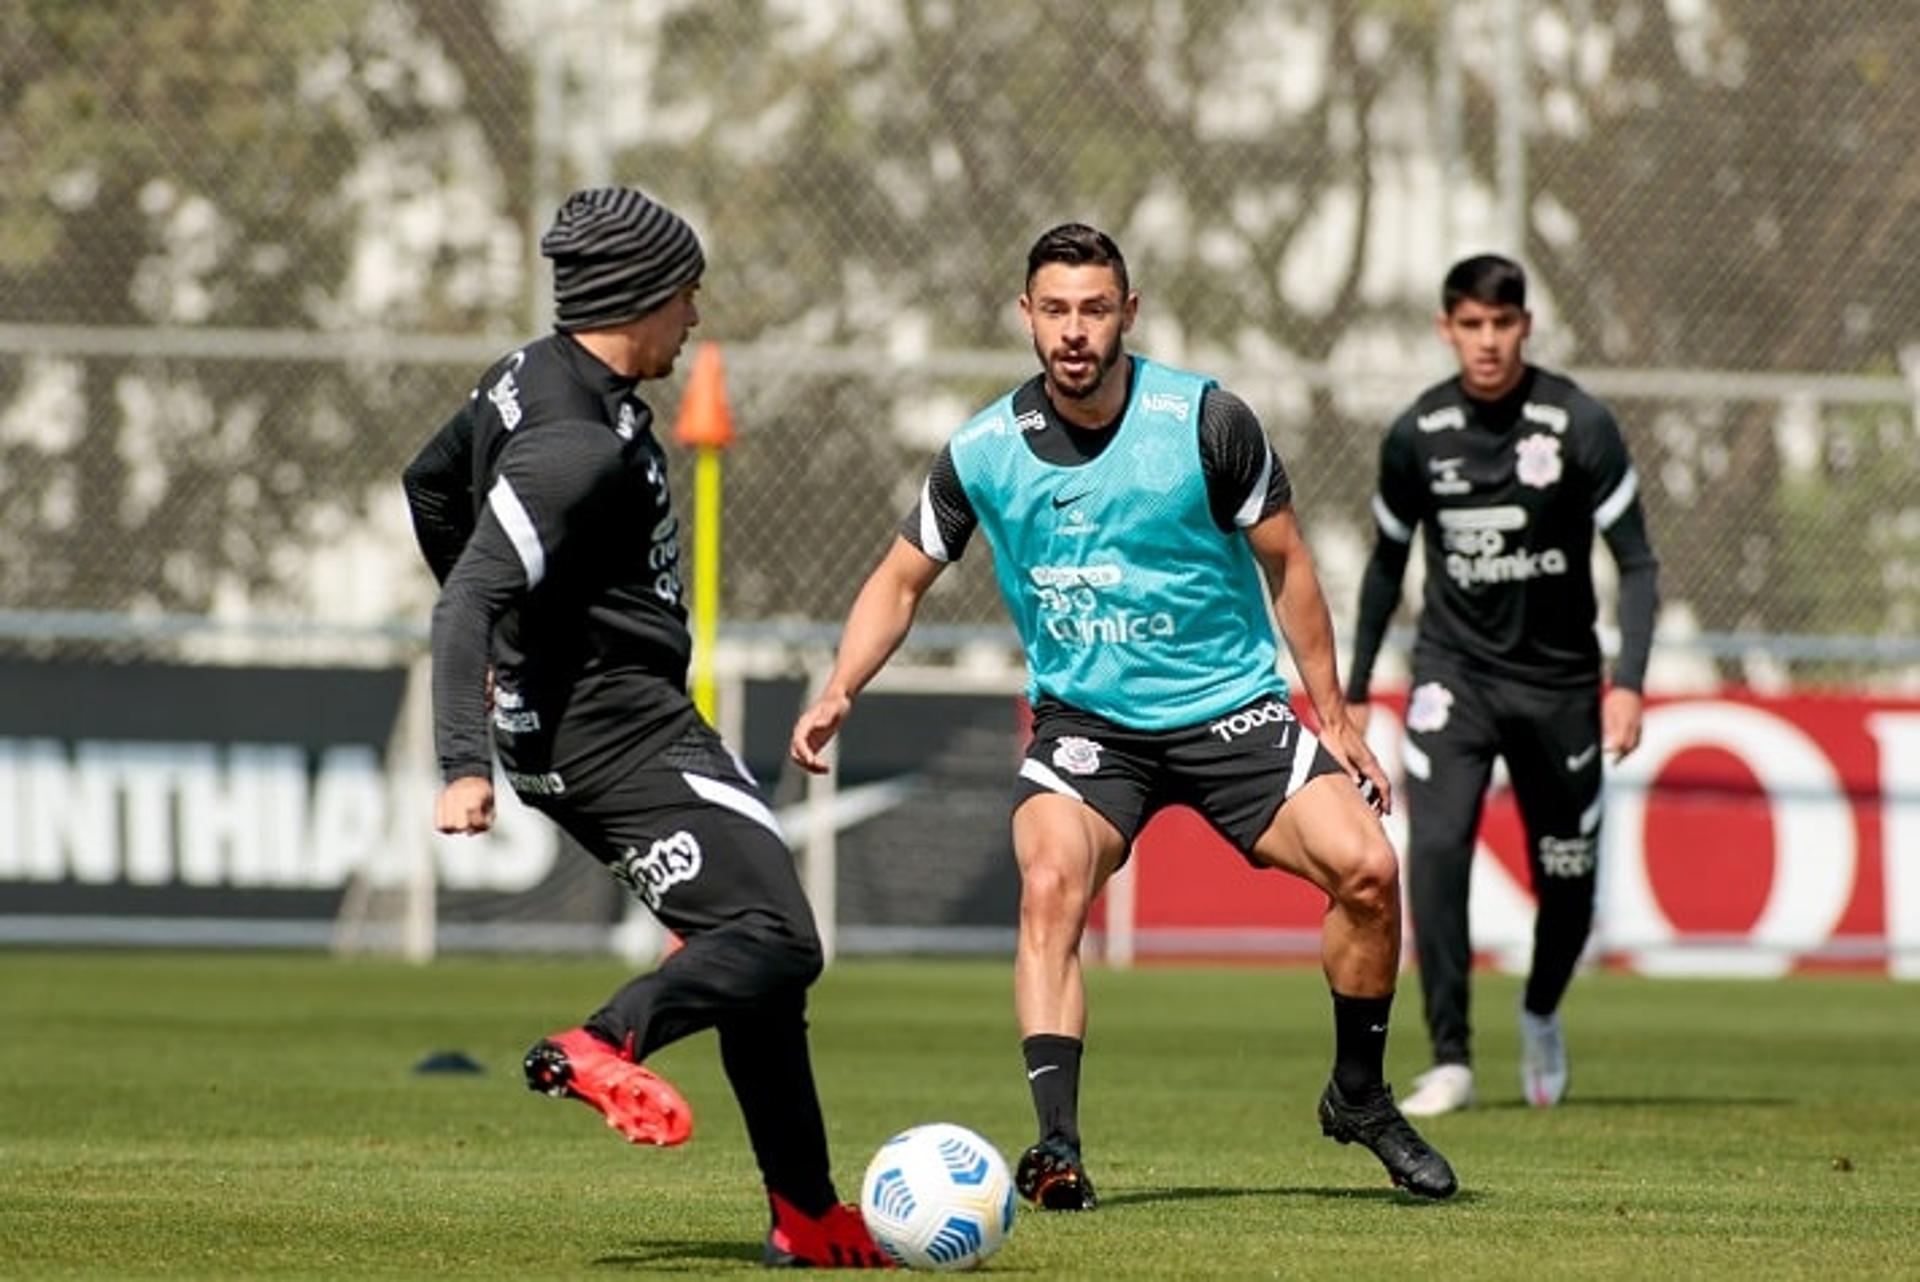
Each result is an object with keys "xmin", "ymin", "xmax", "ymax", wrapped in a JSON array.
[{"xmin": 2, "ymin": 952, "xmax": 1915, "ymax": 1278}]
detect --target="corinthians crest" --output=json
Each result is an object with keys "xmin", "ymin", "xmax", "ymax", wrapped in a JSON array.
[
  {"xmin": 1515, "ymin": 433, "xmax": 1563, "ymax": 488},
  {"xmin": 1052, "ymin": 735, "xmax": 1103, "ymax": 776}
]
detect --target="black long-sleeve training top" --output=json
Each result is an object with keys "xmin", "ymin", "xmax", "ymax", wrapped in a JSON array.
[
  {"xmin": 402, "ymin": 333, "xmax": 696, "ymax": 794},
  {"xmin": 1346, "ymin": 365, "xmax": 1660, "ymax": 699}
]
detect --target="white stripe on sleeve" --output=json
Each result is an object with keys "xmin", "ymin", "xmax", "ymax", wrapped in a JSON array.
[
  {"xmin": 917, "ymin": 478, "xmax": 951, "ymax": 563},
  {"xmin": 1233, "ymin": 447, "xmax": 1275, "ymax": 527},
  {"xmin": 487, "ymin": 477, "xmax": 546, "ymax": 588},
  {"xmin": 1593, "ymin": 466, "xmax": 1639, "ymax": 531},
  {"xmin": 1371, "ymin": 493, "xmax": 1414, "ymax": 544}
]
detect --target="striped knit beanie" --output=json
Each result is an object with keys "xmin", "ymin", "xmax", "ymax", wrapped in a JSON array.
[{"xmin": 540, "ymin": 187, "xmax": 705, "ymax": 331}]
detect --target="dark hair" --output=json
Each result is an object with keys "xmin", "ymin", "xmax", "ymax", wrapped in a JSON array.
[
  {"xmin": 1025, "ymin": 223, "xmax": 1129, "ymax": 299},
  {"xmin": 1442, "ymin": 254, "xmax": 1527, "ymax": 313}
]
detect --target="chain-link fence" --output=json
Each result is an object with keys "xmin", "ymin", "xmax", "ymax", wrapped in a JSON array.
[{"xmin": 4, "ymin": 0, "xmax": 1918, "ymax": 684}]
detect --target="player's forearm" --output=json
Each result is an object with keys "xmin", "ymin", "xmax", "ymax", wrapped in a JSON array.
[
  {"xmin": 1274, "ymin": 569, "xmax": 1352, "ymax": 727},
  {"xmin": 402, "ymin": 404, "xmax": 477, "ymax": 584},
  {"xmin": 1345, "ymin": 537, "xmax": 1410, "ymax": 703},
  {"xmin": 430, "ymin": 584, "xmax": 498, "ymax": 782},
  {"xmin": 428, "ymin": 529, "xmax": 525, "ymax": 782},
  {"xmin": 822, "ymin": 573, "xmax": 922, "ymax": 703},
  {"xmin": 1604, "ymin": 506, "xmax": 1660, "ymax": 692},
  {"xmin": 1612, "ymin": 559, "xmax": 1659, "ymax": 691}
]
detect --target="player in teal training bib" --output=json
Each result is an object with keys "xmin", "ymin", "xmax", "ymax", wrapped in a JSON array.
[
  {"xmin": 950, "ymin": 356, "xmax": 1280, "ymax": 730},
  {"xmin": 793, "ymin": 223, "xmax": 1459, "ymax": 1206}
]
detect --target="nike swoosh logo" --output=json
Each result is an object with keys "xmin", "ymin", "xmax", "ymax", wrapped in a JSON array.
[
  {"xmin": 1368, "ymin": 1024, "xmax": 1389, "ymax": 1034},
  {"xmin": 1051, "ymin": 490, "xmax": 1091, "ymax": 509},
  {"xmin": 1565, "ymin": 744, "xmax": 1599, "ymax": 772},
  {"xmin": 1027, "ymin": 1065, "xmax": 1060, "ymax": 1081}
]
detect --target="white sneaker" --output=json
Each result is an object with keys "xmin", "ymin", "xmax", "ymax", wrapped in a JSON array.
[
  {"xmin": 1400, "ymin": 1063, "xmax": 1474, "ymax": 1117},
  {"xmin": 1519, "ymin": 1008, "xmax": 1569, "ymax": 1107}
]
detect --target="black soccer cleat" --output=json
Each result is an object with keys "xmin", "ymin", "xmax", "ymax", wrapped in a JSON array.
[
  {"xmin": 1015, "ymin": 1137, "xmax": 1098, "ymax": 1211},
  {"xmin": 1318, "ymin": 1079, "xmax": 1458, "ymax": 1199}
]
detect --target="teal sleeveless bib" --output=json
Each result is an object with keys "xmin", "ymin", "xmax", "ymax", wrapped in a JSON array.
[{"xmin": 950, "ymin": 357, "xmax": 1284, "ymax": 729}]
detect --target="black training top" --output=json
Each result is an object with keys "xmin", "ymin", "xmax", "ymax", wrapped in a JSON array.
[
  {"xmin": 1346, "ymin": 365, "xmax": 1660, "ymax": 697},
  {"xmin": 900, "ymin": 359, "xmax": 1293, "ymax": 561},
  {"xmin": 403, "ymin": 333, "xmax": 696, "ymax": 792}
]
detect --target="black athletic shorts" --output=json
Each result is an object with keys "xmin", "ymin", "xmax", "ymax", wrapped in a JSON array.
[
  {"xmin": 1014, "ymin": 693, "xmax": 1349, "ymax": 859},
  {"xmin": 517, "ymin": 718, "xmax": 818, "ymax": 943}
]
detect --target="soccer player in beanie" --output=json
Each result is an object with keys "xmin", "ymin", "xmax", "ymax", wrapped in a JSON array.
[
  {"xmin": 403, "ymin": 186, "xmax": 889, "ymax": 1268},
  {"xmin": 791, "ymin": 223, "xmax": 1457, "ymax": 1204},
  {"xmin": 1346, "ymin": 255, "xmax": 1660, "ymax": 1117}
]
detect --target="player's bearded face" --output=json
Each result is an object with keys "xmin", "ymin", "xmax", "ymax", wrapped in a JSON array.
[
  {"xmin": 1034, "ymin": 324, "xmax": 1124, "ymax": 401},
  {"xmin": 1022, "ymin": 264, "xmax": 1136, "ymax": 403}
]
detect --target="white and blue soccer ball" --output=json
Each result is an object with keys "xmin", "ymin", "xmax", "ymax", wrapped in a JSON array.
[{"xmin": 859, "ymin": 1123, "xmax": 1016, "ymax": 1271}]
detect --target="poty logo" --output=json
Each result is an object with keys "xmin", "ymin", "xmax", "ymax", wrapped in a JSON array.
[
  {"xmin": 617, "ymin": 403, "xmax": 638, "ymax": 440},
  {"xmin": 1418, "ymin": 406, "xmax": 1466, "ymax": 432},
  {"xmin": 1139, "ymin": 392, "xmax": 1191, "ymax": 422},
  {"xmin": 1015, "ymin": 410, "xmax": 1047, "ymax": 434},
  {"xmin": 1208, "ymin": 700, "xmax": 1296, "ymax": 742},
  {"xmin": 613, "ymin": 831, "xmax": 703, "ymax": 910}
]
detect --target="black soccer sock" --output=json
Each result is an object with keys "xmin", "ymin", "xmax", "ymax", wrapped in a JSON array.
[
  {"xmin": 1021, "ymin": 1034, "xmax": 1083, "ymax": 1150},
  {"xmin": 1330, "ymin": 990, "xmax": 1394, "ymax": 1099},
  {"xmin": 719, "ymin": 993, "xmax": 838, "ymax": 1219}
]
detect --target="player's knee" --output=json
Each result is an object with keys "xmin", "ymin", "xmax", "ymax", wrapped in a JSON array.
[
  {"xmin": 1332, "ymin": 835, "xmax": 1400, "ymax": 924},
  {"xmin": 781, "ymin": 924, "xmax": 826, "ymax": 987},
  {"xmin": 750, "ymin": 914, "xmax": 825, "ymax": 990},
  {"xmin": 1019, "ymin": 860, "xmax": 1091, "ymax": 929}
]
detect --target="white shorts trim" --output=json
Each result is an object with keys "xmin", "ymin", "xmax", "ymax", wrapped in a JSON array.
[
  {"xmin": 1018, "ymin": 757, "xmax": 1084, "ymax": 801},
  {"xmin": 1285, "ymin": 728, "xmax": 1322, "ymax": 797},
  {"xmin": 681, "ymin": 771, "xmax": 785, "ymax": 839}
]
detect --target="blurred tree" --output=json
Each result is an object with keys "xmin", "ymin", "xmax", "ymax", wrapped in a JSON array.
[
  {"xmin": 0, "ymin": 0, "xmax": 1913, "ymax": 660},
  {"xmin": 624, "ymin": 0, "xmax": 1416, "ymax": 623},
  {"xmin": 0, "ymin": 0, "xmax": 521, "ymax": 618},
  {"xmin": 1520, "ymin": 1, "xmax": 1920, "ymax": 646}
]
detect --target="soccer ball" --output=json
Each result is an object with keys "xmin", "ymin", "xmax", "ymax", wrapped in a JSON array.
[{"xmin": 859, "ymin": 1123, "xmax": 1016, "ymax": 1271}]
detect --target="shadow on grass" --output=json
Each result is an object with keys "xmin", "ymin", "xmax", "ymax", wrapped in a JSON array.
[
  {"xmin": 1471, "ymin": 1094, "xmax": 1793, "ymax": 1110},
  {"xmin": 593, "ymin": 1239, "xmax": 766, "ymax": 1271},
  {"xmin": 1102, "ymin": 1185, "xmax": 1480, "ymax": 1208}
]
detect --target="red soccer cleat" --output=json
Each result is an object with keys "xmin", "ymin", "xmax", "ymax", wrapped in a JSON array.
[
  {"xmin": 763, "ymin": 1190, "xmax": 896, "ymax": 1269},
  {"xmin": 522, "ymin": 1028, "xmax": 693, "ymax": 1147}
]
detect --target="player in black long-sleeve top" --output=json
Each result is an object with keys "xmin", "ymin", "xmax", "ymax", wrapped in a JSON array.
[
  {"xmin": 1345, "ymin": 255, "xmax": 1660, "ymax": 1117},
  {"xmin": 402, "ymin": 187, "xmax": 886, "ymax": 1269}
]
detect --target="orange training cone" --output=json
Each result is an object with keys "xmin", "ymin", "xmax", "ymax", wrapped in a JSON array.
[{"xmin": 673, "ymin": 342, "xmax": 736, "ymax": 449}]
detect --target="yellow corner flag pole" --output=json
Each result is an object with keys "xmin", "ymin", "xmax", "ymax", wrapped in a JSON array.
[{"xmin": 672, "ymin": 342, "xmax": 736, "ymax": 724}]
